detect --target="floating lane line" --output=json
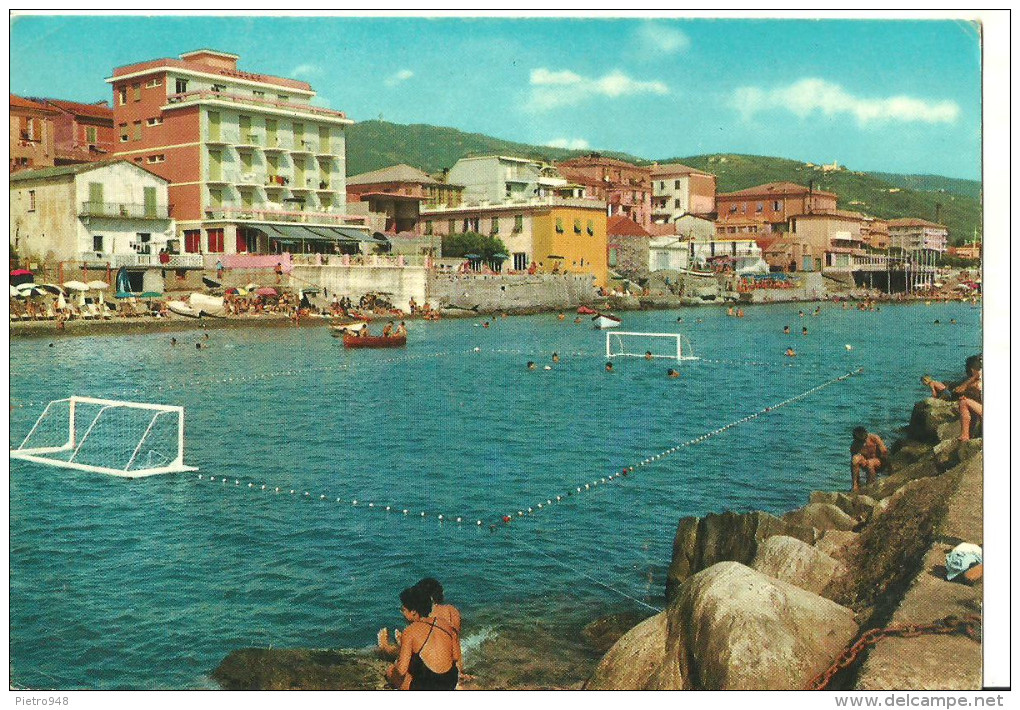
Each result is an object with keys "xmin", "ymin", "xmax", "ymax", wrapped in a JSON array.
[
  {"xmin": 491, "ymin": 367, "xmax": 863, "ymax": 530},
  {"xmin": 189, "ymin": 367, "xmax": 863, "ymax": 534}
]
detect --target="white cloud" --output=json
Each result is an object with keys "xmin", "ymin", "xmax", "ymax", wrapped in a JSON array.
[
  {"xmin": 527, "ymin": 67, "xmax": 668, "ymax": 111},
  {"xmin": 544, "ymin": 138, "xmax": 590, "ymax": 150},
  {"xmin": 290, "ymin": 64, "xmax": 322, "ymax": 79},
  {"xmin": 384, "ymin": 69, "xmax": 414, "ymax": 87},
  {"xmin": 634, "ymin": 22, "xmax": 690, "ymax": 55},
  {"xmin": 733, "ymin": 78, "xmax": 960, "ymax": 125}
]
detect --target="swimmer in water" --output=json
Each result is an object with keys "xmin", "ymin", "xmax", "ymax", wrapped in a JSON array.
[
  {"xmin": 605, "ymin": 362, "xmax": 614, "ymax": 372},
  {"xmin": 527, "ymin": 361, "xmax": 536, "ymax": 370},
  {"xmin": 783, "ymin": 325, "xmax": 791, "ymax": 334},
  {"xmin": 667, "ymin": 368, "xmax": 680, "ymax": 378},
  {"xmin": 552, "ymin": 352, "xmax": 560, "ymax": 363},
  {"xmin": 785, "ymin": 347, "xmax": 796, "ymax": 357}
]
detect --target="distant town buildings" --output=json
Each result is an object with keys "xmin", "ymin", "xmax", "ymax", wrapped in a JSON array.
[
  {"xmin": 716, "ymin": 181, "xmax": 839, "ymax": 234},
  {"xmin": 10, "ymin": 94, "xmax": 59, "ymax": 172},
  {"xmin": 649, "ymin": 162, "xmax": 716, "ymax": 224},
  {"xmin": 606, "ymin": 215, "xmax": 650, "ymax": 281},
  {"xmin": 32, "ymin": 98, "xmax": 114, "ymax": 166},
  {"xmin": 556, "ymin": 154, "xmax": 652, "ymax": 228},
  {"xmin": 446, "ymin": 155, "xmax": 582, "ymax": 204},
  {"xmin": 887, "ymin": 218, "xmax": 949, "ymax": 253}
]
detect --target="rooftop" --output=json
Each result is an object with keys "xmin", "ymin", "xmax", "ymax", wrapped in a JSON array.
[
  {"xmin": 607, "ymin": 215, "xmax": 651, "ymax": 237},
  {"xmin": 347, "ymin": 163, "xmax": 442, "ymax": 186},
  {"xmin": 887, "ymin": 218, "xmax": 949, "ymax": 229},
  {"xmin": 649, "ymin": 162, "xmax": 714, "ymax": 177},
  {"xmin": 9, "ymin": 159, "xmax": 166, "ymax": 183},
  {"xmin": 718, "ymin": 181, "xmax": 838, "ymax": 199},
  {"xmin": 558, "ymin": 153, "xmax": 648, "ymax": 171},
  {"xmin": 10, "ymin": 94, "xmax": 59, "ymax": 113},
  {"xmin": 109, "ymin": 51, "xmax": 313, "ymax": 93},
  {"xmin": 33, "ymin": 98, "xmax": 113, "ymax": 121}
]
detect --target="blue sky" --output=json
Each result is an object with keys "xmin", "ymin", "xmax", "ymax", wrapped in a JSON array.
[{"xmin": 10, "ymin": 14, "xmax": 983, "ymax": 179}]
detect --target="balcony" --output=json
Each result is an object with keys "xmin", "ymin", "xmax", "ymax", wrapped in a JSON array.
[
  {"xmin": 79, "ymin": 252, "xmax": 203, "ymax": 269},
  {"xmin": 290, "ymin": 140, "xmax": 315, "ymax": 155},
  {"xmin": 236, "ymin": 133, "xmax": 261, "ymax": 147},
  {"xmin": 263, "ymin": 139, "xmax": 290, "ymax": 152},
  {"xmin": 79, "ymin": 201, "xmax": 171, "ymax": 220},
  {"xmin": 206, "ymin": 172, "xmax": 235, "ymax": 185},
  {"xmin": 165, "ymin": 90, "xmax": 351, "ymax": 123},
  {"xmin": 203, "ymin": 206, "xmax": 364, "ymax": 226}
]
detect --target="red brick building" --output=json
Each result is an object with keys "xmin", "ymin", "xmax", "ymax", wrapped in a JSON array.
[
  {"xmin": 33, "ymin": 98, "xmax": 115, "ymax": 166},
  {"xmin": 715, "ymin": 181, "xmax": 838, "ymax": 233},
  {"xmin": 10, "ymin": 94, "xmax": 58, "ymax": 172},
  {"xmin": 556, "ymin": 154, "xmax": 652, "ymax": 228}
]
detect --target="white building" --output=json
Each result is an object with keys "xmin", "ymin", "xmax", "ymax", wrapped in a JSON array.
[
  {"xmin": 649, "ymin": 163, "xmax": 717, "ymax": 224},
  {"xmin": 446, "ymin": 155, "xmax": 581, "ymax": 205},
  {"xmin": 887, "ymin": 218, "xmax": 949, "ymax": 254},
  {"xmin": 10, "ymin": 159, "xmax": 181, "ymax": 273}
]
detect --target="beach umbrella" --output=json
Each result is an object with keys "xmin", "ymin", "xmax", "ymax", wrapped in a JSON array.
[
  {"xmin": 492, "ymin": 253, "xmax": 509, "ymax": 260},
  {"xmin": 10, "ymin": 270, "xmax": 34, "ymax": 286},
  {"xmin": 63, "ymin": 280, "xmax": 90, "ymax": 292},
  {"xmin": 37, "ymin": 283, "xmax": 64, "ymax": 295},
  {"xmin": 115, "ymin": 291, "xmax": 134, "ymax": 299},
  {"xmin": 255, "ymin": 287, "xmax": 278, "ymax": 297},
  {"xmin": 464, "ymin": 253, "xmax": 482, "ymax": 260},
  {"xmin": 86, "ymin": 280, "xmax": 109, "ymax": 291},
  {"xmin": 139, "ymin": 292, "xmax": 163, "ymax": 300},
  {"xmin": 9, "ymin": 285, "xmax": 20, "ymax": 298},
  {"xmin": 16, "ymin": 284, "xmax": 45, "ymax": 297}
]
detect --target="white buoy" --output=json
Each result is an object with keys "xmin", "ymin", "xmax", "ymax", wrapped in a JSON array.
[
  {"xmin": 352, "ymin": 500, "xmax": 358, "ymax": 505},
  {"xmin": 845, "ymin": 344, "xmax": 853, "ymax": 350}
]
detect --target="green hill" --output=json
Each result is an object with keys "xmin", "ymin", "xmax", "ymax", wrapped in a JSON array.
[
  {"xmin": 669, "ymin": 154, "xmax": 982, "ymax": 244},
  {"xmin": 345, "ymin": 121, "xmax": 982, "ymax": 244},
  {"xmin": 345, "ymin": 120, "xmax": 643, "ymax": 176}
]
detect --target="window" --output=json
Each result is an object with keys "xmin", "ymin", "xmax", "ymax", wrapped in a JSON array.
[
  {"xmin": 27, "ymin": 190, "xmax": 36, "ymax": 211},
  {"xmin": 660, "ymin": 181, "xmax": 665, "ymax": 190},
  {"xmin": 253, "ymin": 90, "xmax": 265, "ymax": 98},
  {"xmin": 729, "ymin": 205, "xmax": 738, "ymax": 213},
  {"xmin": 118, "ymin": 87, "xmax": 127, "ymax": 105},
  {"xmin": 774, "ymin": 200, "xmax": 782, "ymax": 211},
  {"xmin": 133, "ymin": 121, "xmax": 143, "ymax": 141},
  {"xmin": 145, "ymin": 78, "xmax": 162, "ymax": 88},
  {"xmin": 424, "ymin": 221, "xmax": 433, "ymax": 236},
  {"xmin": 573, "ymin": 219, "xmax": 582, "ymax": 234},
  {"xmin": 176, "ymin": 78, "xmax": 188, "ymax": 94},
  {"xmin": 608, "ymin": 248, "xmax": 618, "ymax": 267},
  {"xmin": 133, "ymin": 83, "xmax": 142, "ymax": 102},
  {"xmin": 448, "ymin": 219, "xmax": 456, "ymax": 234},
  {"xmin": 513, "ymin": 214, "xmax": 524, "ymax": 233},
  {"xmin": 86, "ymin": 126, "xmax": 98, "ymax": 144},
  {"xmin": 146, "ymin": 154, "xmax": 165, "ymax": 164},
  {"xmin": 135, "ymin": 232, "xmax": 152, "ymax": 254},
  {"xmin": 555, "ymin": 217, "xmax": 564, "ymax": 233},
  {"xmin": 208, "ymin": 188, "xmax": 222, "ymax": 207},
  {"xmin": 587, "ymin": 220, "xmax": 594, "ymax": 236},
  {"xmin": 206, "ymin": 228, "xmax": 225, "ymax": 253},
  {"xmin": 675, "ymin": 180, "xmax": 681, "ymax": 190},
  {"xmin": 278, "ymin": 95, "xmax": 289, "ymax": 102},
  {"xmin": 211, "ymin": 84, "xmax": 226, "ymax": 93},
  {"xmin": 513, "ymin": 252, "xmax": 527, "ymax": 271},
  {"xmin": 93, "ymin": 235, "xmax": 104, "ymax": 252},
  {"xmin": 146, "ymin": 117, "xmax": 163, "ymax": 126},
  {"xmin": 491, "ymin": 217, "xmax": 500, "ymax": 234},
  {"xmin": 756, "ymin": 202, "xmax": 764, "ymax": 213},
  {"xmin": 119, "ymin": 123, "xmax": 129, "ymax": 142},
  {"xmin": 674, "ymin": 199, "xmax": 681, "ymax": 208},
  {"xmin": 184, "ymin": 229, "xmax": 202, "ymax": 253}
]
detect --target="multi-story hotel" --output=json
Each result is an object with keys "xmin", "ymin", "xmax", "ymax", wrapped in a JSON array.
[
  {"xmin": 107, "ymin": 49, "xmax": 371, "ymax": 259},
  {"xmin": 649, "ymin": 162, "xmax": 717, "ymax": 224},
  {"xmin": 887, "ymin": 218, "xmax": 949, "ymax": 254}
]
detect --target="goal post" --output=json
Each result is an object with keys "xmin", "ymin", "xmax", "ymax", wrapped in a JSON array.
[
  {"xmin": 10, "ymin": 396, "xmax": 197, "ymax": 478},
  {"xmin": 606, "ymin": 331, "xmax": 698, "ymax": 361}
]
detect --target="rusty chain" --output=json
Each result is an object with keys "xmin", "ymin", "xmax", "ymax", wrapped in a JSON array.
[{"xmin": 806, "ymin": 614, "xmax": 982, "ymax": 690}]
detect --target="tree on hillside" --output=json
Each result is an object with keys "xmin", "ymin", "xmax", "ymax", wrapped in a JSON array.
[{"xmin": 441, "ymin": 231, "xmax": 508, "ymax": 261}]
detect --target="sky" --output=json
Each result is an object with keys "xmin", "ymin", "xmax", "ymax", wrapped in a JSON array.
[{"xmin": 9, "ymin": 13, "xmax": 985, "ymax": 180}]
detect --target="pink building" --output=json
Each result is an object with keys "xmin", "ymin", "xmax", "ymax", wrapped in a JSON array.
[
  {"xmin": 556, "ymin": 154, "xmax": 652, "ymax": 228},
  {"xmin": 10, "ymin": 94, "xmax": 58, "ymax": 172}
]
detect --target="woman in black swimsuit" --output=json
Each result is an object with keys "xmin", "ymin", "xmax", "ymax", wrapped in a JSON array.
[{"xmin": 386, "ymin": 585, "xmax": 461, "ymax": 690}]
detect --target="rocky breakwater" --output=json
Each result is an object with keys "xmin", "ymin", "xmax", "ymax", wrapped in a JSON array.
[{"xmin": 587, "ymin": 396, "xmax": 983, "ymax": 690}]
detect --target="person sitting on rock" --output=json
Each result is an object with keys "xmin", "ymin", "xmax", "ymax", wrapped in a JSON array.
[
  {"xmin": 383, "ymin": 585, "xmax": 460, "ymax": 690},
  {"xmin": 921, "ymin": 354, "xmax": 983, "ymax": 441},
  {"xmin": 850, "ymin": 426, "xmax": 888, "ymax": 492}
]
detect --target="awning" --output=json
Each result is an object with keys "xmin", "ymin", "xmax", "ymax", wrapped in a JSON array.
[{"xmin": 243, "ymin": 223, "xmax": 387, "ymax": 245}]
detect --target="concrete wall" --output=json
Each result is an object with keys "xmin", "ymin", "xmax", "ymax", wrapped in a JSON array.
[
  {"xmin": 292, "ymin": 264, "xmax": 427, "ymax": 311},
  {"xmin": 428, "ymin": 272, "xmax": 597, "ymax": 312}
]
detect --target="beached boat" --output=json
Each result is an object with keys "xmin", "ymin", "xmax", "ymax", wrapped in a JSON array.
[
  {"xmin": 167, "ymin": 300, "xmax": 200, "ymax": 318},
  {"xmin": 190, "ymin": 292, "xmax": 225, "ymax": 314},
  {"xmin": 592, "ymin": 313, "xmax": 622, "ymax": 330},
  {"xmin": 577, "ymin": 306, "xmax": 597, "ymax": 315},
  {"xmin": 342, "ymin": 332, "xmax": 407, "ymax": 348}
]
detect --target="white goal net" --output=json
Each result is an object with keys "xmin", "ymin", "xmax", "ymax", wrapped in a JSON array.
[
  {"xmin": 10, "ymin": 396, "xmax": 197, "ymax": 477},
  {"xmin": 606, "ymin": 331, "xmax": 698, "ymax": 361}
]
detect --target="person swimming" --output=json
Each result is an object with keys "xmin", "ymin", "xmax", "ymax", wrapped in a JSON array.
[
  {"xmin": 605, "ymin": 362, "xmax": 614, "ymax": 372},
  {"xmin": 667, "ymin": 368, "xmax": 680, "ymax": 378},
  {"xmin": 527, "ymin": 361, "xmax": 536, "ymax": 370}
]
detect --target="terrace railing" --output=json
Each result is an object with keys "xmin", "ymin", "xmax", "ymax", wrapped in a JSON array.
[{"xmin": 79, "ymin": 202, "xmax": 171, "ymax": 219}]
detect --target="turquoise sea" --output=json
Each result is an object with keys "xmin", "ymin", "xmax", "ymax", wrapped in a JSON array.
[{"xmin": 9, "ymin": 302, "xmax": 981, "ymax": 689}]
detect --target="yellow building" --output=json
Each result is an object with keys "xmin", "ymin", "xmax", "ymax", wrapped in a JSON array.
[{"xmin": 421, "ymin": 197, "xmax": 609, "ymax": 286}]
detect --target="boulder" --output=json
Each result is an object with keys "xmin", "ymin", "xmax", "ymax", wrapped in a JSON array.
[
  {"xmin": 865, "ymin": 455, "xmax": 941, "ymax": 499},
  {"xmin": 907, "ymin": 398, "xmax": 959, "ymax": 443},
  {"xmin": 781, "ymin": 502, "xmax": 856, "ymax": 532},
  {"xmin": 671, "ymin": 562, "xmax": 859, "ymax": 690},
  {"xmin": 582, "ymin": 612, "xmax": 648, "ymax": 654},
  {"xmin": 888, "ymin": 440, "xmax": 935, "ymax": 470},
  {"xmin": 809, "ymin": 491, "xmax": 877, "ymax": 519},
  {"xmin": 815, "ymin": 529, "xmax": 859, "ymax": 560},
  {"xmin": 212, "ymin": 648, "xmax": 388, "ymax": 690},
  {"xmin": 752, "ymin": 535, "xmax": 847, "ymax": 597},
  {"xmin": 585, "ymin": 612, "xmax": 674, "ymax": 690},
  {"xmin": 666, "ymin": 510, "xmax": 815, "ymax": 602}
]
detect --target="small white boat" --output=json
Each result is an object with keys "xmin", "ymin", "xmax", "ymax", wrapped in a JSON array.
[
  {"xmin": 592, "ymin": 313, "xmax": 622, "ymax": 330},
  {"xmin": 190, "ymin": 292, "xmax": 225, "ymax": 315},
  {"xmin": 167, "ymin": 300, "xmax": 200, "ymax": 318}
]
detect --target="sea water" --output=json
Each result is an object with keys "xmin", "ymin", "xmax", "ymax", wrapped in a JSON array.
[{"xmin": 9, "ymin": 302, "xmax": 981, "ymax": 689}]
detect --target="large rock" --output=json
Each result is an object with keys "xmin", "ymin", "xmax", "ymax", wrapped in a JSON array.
[
  {"xmin": 907, "ymin": 398, "xmax": 960, "ymax": 443},
  {"xmin": 865, "ymin": 455, "xmax": 941, "ymax": 499},
  {"xmin": 809, "ymin": 491, "xmax": 877, "ymax": 519},
  {"xmin": 585, "ymin": 612, "xmax": 674, "ymax": 690},
  {"xmin": 666, "ymin": 510, "xmax": 815, "ymax": 602},
  {"xmin": 752, "ymin": 534, "xmax": 847, "ymax": 597},
  {"xmin": 888, "ymin": 440, "xmax": 935, "ymax": 470},
  {"xmin": 815, "ymin": 529, "xmax": 859, "ymax": 560},
  {"xmin": 781, "ymin": 502, "xmax": 856, "ymax": 531},
  {"xmin": 671, "ymin": 562, "xmax": 859, "ymax": 690},
  {"xmin": 212, "ymin": 648, "xmax": 388, "ymax": 690}
]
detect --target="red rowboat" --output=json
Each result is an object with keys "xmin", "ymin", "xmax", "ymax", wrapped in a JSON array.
[
  {"xmin": 342, "ymin": 333, "xmax": 407, "ymax": 349},
  {"xmin": 577, "ymin": 306, "xmax": 597, "ymax": 315}
]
